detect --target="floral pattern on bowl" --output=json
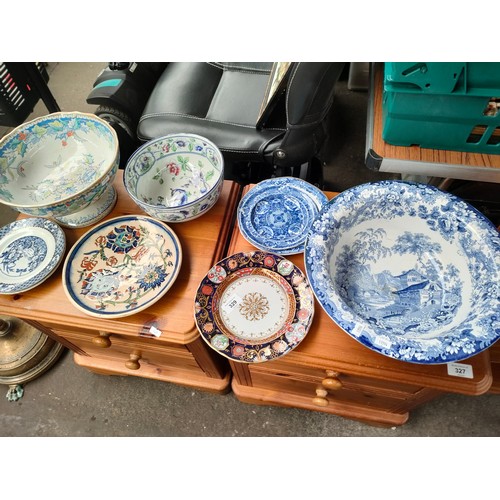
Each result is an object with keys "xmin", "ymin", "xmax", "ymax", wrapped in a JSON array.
[
  {"xmin": 304, "ymin": 180, "xmax": 500, "ymax": 364},
  {"xmin": 0, "ymin": 112, "xmax": 119, "ymax": 219},
  {"xmin": 124, "ymin": 133, "xmax": 224, "ymax": 222},
  {"xmin": 195, "ymin": 251, "xmax": 314, "ymax": 363},
  {"xmin": 62, "ymin": 215, "xmax": 182, "ymax": 318}
]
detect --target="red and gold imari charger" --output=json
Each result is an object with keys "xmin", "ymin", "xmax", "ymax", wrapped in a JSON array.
[{"xmin": 194, "ymin": 250, "xmax": 314, "ymax": 363}]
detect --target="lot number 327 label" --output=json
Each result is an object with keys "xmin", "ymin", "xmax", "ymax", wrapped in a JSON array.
[{"xmin": 447, "ymin": 363, "xmax": 473, "ymax": 379}]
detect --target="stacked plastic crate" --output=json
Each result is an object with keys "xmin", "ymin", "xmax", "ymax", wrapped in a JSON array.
[{"xmin": 382, "ymin": 62, "xmax": 500, "ymax": 155}]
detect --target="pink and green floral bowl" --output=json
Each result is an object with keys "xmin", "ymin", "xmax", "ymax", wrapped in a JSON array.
[
  {"xmin": 0, "ymin": 112, "xmax": 119, "ymax": 220},
  {"xmin": 123, "ymin": 133, "xmax": 224, "ymax": 223}
]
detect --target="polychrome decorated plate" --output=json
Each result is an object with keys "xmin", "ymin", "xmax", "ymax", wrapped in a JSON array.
[
  {"xmin": 304, "ymin": 180, "xmax": 500, "ymax": 364},
  {"xmin": 238, "ymin": 177, "xmax": 328, "ymax": 254},
  {"xmin": 195, "ymin": 250, "xmax": 314, "ymax": 363},
  {"xmin": 0, "ymin": 217, "xmax": 66, "ymax": 294},
  {"xmin": 62, "ymin": 215, "xmax": 182, "ymax": 318}
]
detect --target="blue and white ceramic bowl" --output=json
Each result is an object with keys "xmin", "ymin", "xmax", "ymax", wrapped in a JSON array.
[
  {"xmin": 123, "ymin": 134, "xmax": 224, "ymax": 223},
  {"xmin": 304, "ymin": 180, "xmax": 500, "ymax": 364},
  {"xmin": 0, "ymin": 112, "xmax": 119, "ymax": 221}
]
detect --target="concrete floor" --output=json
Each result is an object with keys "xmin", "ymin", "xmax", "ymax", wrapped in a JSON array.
[{"xmin": 0, "ymin": 63, "xmax": 498, "ymax": 439}]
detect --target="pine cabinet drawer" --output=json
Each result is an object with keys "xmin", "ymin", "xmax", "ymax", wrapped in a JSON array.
[
  {"xmin": 41, "ymin": 320, "xmax": 185, "ymax": 351},
  {"xmin": 52, "ymin": 328, "xmax": 202, "ymax": 372},
  {"xmin": 249, "ymin": 369, "xmax": 427, "ymax": 414},
  {"xmin": 53, "ymin": 326, "xmax": 191, "ymax": 356},
  {"xmin": 249, "ymin": 359, "xmax": 423, "ymax": 398}
]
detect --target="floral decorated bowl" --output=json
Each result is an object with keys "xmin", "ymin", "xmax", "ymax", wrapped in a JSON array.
[
  {"xmin": 0, "ymin": 112, "xmax": 119, "ymax": 226},
  {"xmin": 304, "ymin": 180, "xmax": 500, "ymax": 365},
  {"xmin": 123, "ymin": 133, "xmax": 224, "ymax": 222}
]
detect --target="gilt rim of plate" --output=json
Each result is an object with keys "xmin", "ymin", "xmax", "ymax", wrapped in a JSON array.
[
  {"xmin": 304, "ymin": 180, "xmax": 500, "ymax": 365},
  {"xmin": 237, "ymin": 177, "xmax": 328, "ymax": 252},
  {"xmin": 0, "ymin": 217, "xmax": 66, "ymax": 294},
  {"xmin": 62, "ymin": 215, "xmax": 182, "ymax": 318},
  {"xmin": 194, "ymin": 250, "xmax": 315, "ymax": 363}
]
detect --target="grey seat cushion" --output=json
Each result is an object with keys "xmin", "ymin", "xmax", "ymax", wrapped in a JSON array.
[{"xmin": 137, "ymin": 62, "xmax": 286, "ymax": 162}]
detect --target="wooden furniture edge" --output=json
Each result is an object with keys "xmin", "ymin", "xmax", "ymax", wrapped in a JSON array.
[
  {"xmin": 73, "ymin": 352, "xmax": 232, "ymax": 394},
  {"xmin": 231, "ymin": 377, "xmax": 410, "ymax": 427}
]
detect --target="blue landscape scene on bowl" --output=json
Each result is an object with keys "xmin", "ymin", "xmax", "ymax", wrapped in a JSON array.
[{"xmin": 304, "ymin": 180, "xmax": 500, "ymax": 364}]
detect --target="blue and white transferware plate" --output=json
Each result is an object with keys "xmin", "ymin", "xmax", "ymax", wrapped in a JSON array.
[
  {"xmin": 238, "ymin": 177, "xmax": 328, "ymax": 254},
  {"xmin": 195, "ymin": 250, "xmax": 314, "ymax": 363},
  {"xmin": 304, "ymin": 180, "xmax": 500, "ymax": 365},
  {"xmin": 62, "ymin": 215, "xmax": 182, "ymax": 318},
  {"xmin": 0, "ymin": 218, "xmax": 66, "ymax": 294}
]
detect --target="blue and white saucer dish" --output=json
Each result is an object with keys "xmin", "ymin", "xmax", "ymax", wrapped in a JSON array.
[
  {"xmin": 0, "ymin": 218, "xmax": 66, "ymax": 294},
  {"xmin": 238, "ymin": 177, "xmax": 328, "ymax": 255},
  {"xmin": 304, "ymin": 180, "xmax": 500, "ymax": 365}
]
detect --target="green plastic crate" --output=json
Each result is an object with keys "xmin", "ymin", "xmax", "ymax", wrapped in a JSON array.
[{"xmin": 382, "ymin": 62, "xmax": 500, "ymax": 154}]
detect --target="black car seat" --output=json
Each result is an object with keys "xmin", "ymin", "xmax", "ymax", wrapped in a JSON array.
[{"xmin": 136, "ymin": 62, "xmax": 345, "ymax": 185}]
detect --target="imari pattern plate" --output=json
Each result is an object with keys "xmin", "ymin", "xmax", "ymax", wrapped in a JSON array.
[
  {"xmin": 195, "ymin": 250, "xmax": 314, "ymax": 363},
  {"xmin": 62, "ymin": 215, "xmax": 182, "ymax": 318}
]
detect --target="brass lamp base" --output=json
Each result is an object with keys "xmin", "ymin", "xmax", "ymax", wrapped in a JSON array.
[{"xmin": 0, "ymin": 316, "xmax": 65, "ymax": 401}]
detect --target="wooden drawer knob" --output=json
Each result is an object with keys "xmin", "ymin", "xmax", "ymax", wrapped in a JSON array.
[
  {"xmin": 322, "ymin": 377, "xmax": 342, "ymax": 390},
  {"xmin": 125, "ymin": 352, "xmax": 141, "ymax": 370},
  {"xmin": 92, "ymin": 332, "xmax": 112, "ymax": 348},
  {"xmin": 322, "ymin": 370, "xmax": 342, "ymax": 390},
  {"xmin": 312, "ymin": 388, "xmax": 329, "ymax": 407}
]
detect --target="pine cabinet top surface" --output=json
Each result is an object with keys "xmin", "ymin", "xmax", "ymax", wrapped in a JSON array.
[
  {"xmin": 227, "ymin": 185, "xmax": 493, "ymax": 395},
  {"xmin": 0, "ymin": 172, "xmax": 241, "ymax": 345}
]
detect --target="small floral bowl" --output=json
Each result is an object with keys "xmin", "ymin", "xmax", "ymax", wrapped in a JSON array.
[
  {"xmin": 0, "ymin": 112, "xmax": 119, "ymax": 224},
  {"xmin": 123, "ymin": 133, "xmax": 224, "ymax": 223}
]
